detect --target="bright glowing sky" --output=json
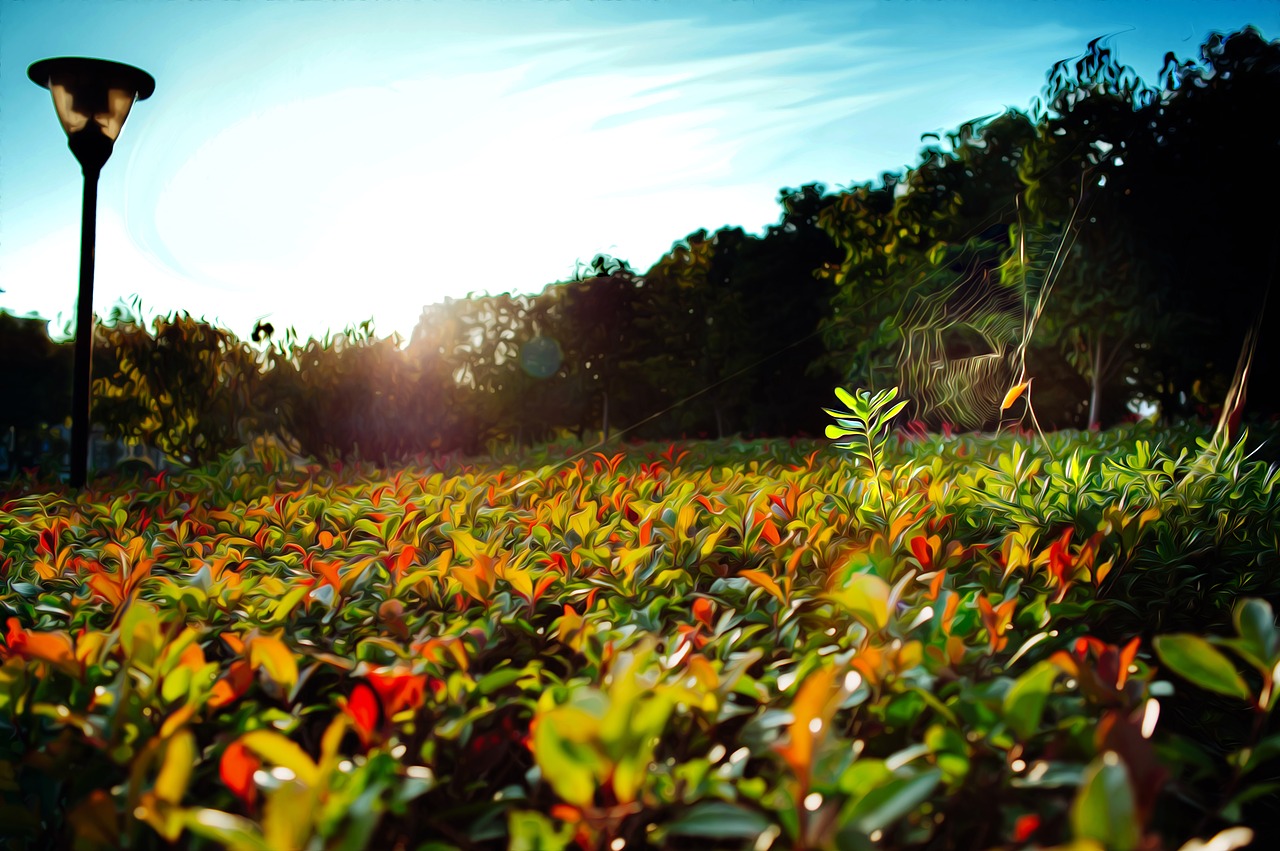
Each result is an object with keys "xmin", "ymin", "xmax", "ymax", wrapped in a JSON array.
[{"xmin": 1, "ymin": 0, "xmax": 1274, "ymax": 343}]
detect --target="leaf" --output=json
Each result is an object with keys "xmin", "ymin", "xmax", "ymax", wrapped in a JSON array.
[
  {"xmin": 248, "ymin": 635, "xmax": 299, "ymax": 692},
  {"xmin": 850, "ymin": 768, "xmax": 943, "ymax": 834},
  {"xmin": 1001, "ymin": 381, "xmax": 1030, "ymax": 410},
  {"xmin": 532, "ymin": 703, "xmax": 607, "ymax": 808},
  {"xmin": 664, "ymin": 801, "xmax": 770, "ymax": 837},
  {"xmin": 345, "ymin": 683, "xmax": 382, "ymax": 743},
  {"xmin": 1154, "ymin": 634, "xmax": 1252, "ymax": 701},
  {"xmin": 2, "ymin": 618, "xmax": 79, "ymax": 675},
  {"xmin": 826, "ymin": 573, "xmax": 891, "ymax": 630},
  {"xmin": 1176, "ymin": 827, "xmax": 1255, "ymax": 851},
  {"xmin": 1004, "ymin": 660, "xmax": 1061, "ymax": 740},
  {"xmin": 1233, "ymin": 598, "xmax": 1278, "ymax": 663},
  {"xmin": 508, "ymin": 809, "xmax": 575, "ymax": 850},
  {"xmin": 263, "ymin": 780, "xmax": 315, "ymax": 851},
  {"xmin": 1071, "ymin": 753, "xmax": 1140, "ymax": 851},
  {"xmin": 220, "ymin": 741, "xmax": 260, "ymax": 807},
  {"xmin": 238, "ymin": 731, "xmax": 319, "ymax": 786},
  {"xmin": 477, "ymin": 667, "xmax": 523, "ymax": 695},
  {"xmin": 155, "ymin": 729, "xmax": 197, "ymax": 804},
  {"xmin": 183, "ymin": 809, "xmax": 272, "ymax": 851},
  {"xmin": 739, "ymin": 569, "xmax": 786, "ymax": 605},
  {"xmin": 776, "ymin": 665, "xmax": 840, "ymax": 781}
]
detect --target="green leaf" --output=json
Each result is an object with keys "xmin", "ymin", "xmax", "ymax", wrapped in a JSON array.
[
  {"xmin": 508, "ymin": 809, "xmax": 575, "ymax": 850},
  {"xmin": 183, "ymin": 809, "xmax": 272, "ymax": 851},
  {"xmin": 477, "ymin": 667, "xmax": 524, "ymax": 695},
  {"xmin": 664, "ymin": 801, "xmax": 771, "ymax": 837},
  {"xmin": 531, "ymin": 703, "xmax": 606, "ymax": 807},
  {"xmin": 1071, "ymin": 754, "xmax": 1140, "ymax": 851},
  {"xmin": 849, "ymin": 768, "xmax": 942, "ymax": 834},
  {"xmin": 825, "ymin": 573, "xmax": 891, "ymax": 630},
  {"xmin": 1234, "ymin": 598, "xmax": 1278, "ymax": 662},
  {"xmin": 1238, "ymin": 731, "xmax": 1280, "ymax": 778},
  {"xmin": 1004, "ymin": 660, "xmax": 1061, "ymax": 740},
  {"xmin": 882, "ymin": 400, "xmax": 908, "ymax": 423},
  {"xmin": 1154, "ymin": 634, "xmax": 1253, "ymax": 701}
]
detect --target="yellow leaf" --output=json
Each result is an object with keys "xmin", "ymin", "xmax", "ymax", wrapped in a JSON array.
[
  {"xmin": 248, "ymin": 635, "xmax": 299, "ymax": 692},
  {"xmin": 447, "ymin": 529, "xmax": 483, "ymax": 562},
  {"xmin": 498, "ymin": 563, "xmax": 534, "ymax": 600},
  {"xmin": 239, "ymin": 730, "xmax": 319, "ymax": 786},
  {"xmin": 263, "ymin": 780, "xmax": 316, "ymax": 851},
  {"xmin": 557, "ymin": 606, "xmax": 586, "ymax": 651},
  {"xmin": 155, "ymin": 729, "xmax": 196, "ymax": 804}
]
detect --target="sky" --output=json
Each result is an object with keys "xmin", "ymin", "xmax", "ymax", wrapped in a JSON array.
[{"xmin": 1, "ymin": 0, "xmax": 1275, "ymax": 345}]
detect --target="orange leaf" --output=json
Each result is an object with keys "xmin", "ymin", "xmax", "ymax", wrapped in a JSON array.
[
  {"xmin": 775, "ymin": 665, "xmax": 839, "ymax": 781},
  {"xmin": 692, "ymin": 597, "xmax": 714, "ymax": 628},
  {"xmin": 739, "ymin": 569, "xmax": 786, "ymax": 605},
  {"xmin": 209, "ymin": 660, "xmax": 253, "ymax": 708},
  {"xmin": 978, "ymin": 594, "xmax": 1016, "ymax": 652},
  {"xmin": 1116, "ymin": 636, "xmax": 1141, "ymax": 689},
  {"xmin": 219, "ymin": 740, "xmax": 260, "ymax": 807},
  {"xmin": 760, "ymin": 519, "xmax": 782, "ymax": 547},
  {"xmin": 1001, "ymin": 381, "xmax": 1030, "ymax": 411},
  {"xmin": 3, "ymin": 618, "xmax": 79, "ymax": 675},
  {"xmin": 941, "ymin": 593, "xmax": 961, "ymax": 635},
  {"xmin": 530, "ymin": 573, "xmax": 556, "ymax": 604},
  {"xmin": 926, "ymin": 568, "xmax": 947, "ymax": 601}
]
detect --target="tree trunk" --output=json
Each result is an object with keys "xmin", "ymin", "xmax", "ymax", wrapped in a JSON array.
[
  {"xmin": 1087, "ymin": 334, "xmax": 1103, "ymax": 430},
  {"xmin": 601, "ymin": 390, "xmax": 610, "ymax": 444}
]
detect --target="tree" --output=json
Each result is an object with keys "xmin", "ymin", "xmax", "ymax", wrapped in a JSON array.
[
  {"xmin": 0, "ymin": 311, "xmax": 72, "ymax": 474},
  {"xmin": 92, "ymin": 308, "xmax": 267, "ymax": 465}
]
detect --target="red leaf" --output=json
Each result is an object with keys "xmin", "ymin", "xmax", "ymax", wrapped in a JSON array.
[
  {"xmin": 909, "ymin": 535, "xmax": 934, "ymax": 570},
  {"xmin": 345, "ymin": 682, "xmax": 382, "ymax": 745},
  {"xmin": 366, "ymin": 669, "xmax": 427, "ymax": 716},
  {"xmin": 1013, "ymin": 813, "xmax": 1040, "ymax": 843}
]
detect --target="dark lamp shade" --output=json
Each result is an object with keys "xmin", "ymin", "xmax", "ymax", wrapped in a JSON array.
[{"xmin": 28, "ymin": 57, "xmax": 155, "ymax": 142}]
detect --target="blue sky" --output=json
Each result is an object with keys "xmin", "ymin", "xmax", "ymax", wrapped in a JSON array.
[{"xmin": 1, "ymin": 0, "xmax": 1275, "ymax": 343}]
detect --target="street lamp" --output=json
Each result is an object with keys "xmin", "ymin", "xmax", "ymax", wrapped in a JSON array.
[{"xmin": 28, "ymin": 57, "xmax": 154, "ymax": 488}]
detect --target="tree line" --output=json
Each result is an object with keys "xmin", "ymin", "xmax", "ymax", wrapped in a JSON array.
[{"xmin": 2, "ymin": 27, "xmax": 1276, "ymax": 474}]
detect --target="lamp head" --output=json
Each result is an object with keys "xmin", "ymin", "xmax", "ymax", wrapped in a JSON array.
[{"xmin": 28, "ymin": 57, "xmax": 155, "ymax": 172}]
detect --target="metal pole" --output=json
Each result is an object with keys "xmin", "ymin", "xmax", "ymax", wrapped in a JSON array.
[{"xmin": 70, "ymin": 164, "xmax": 101, "ymax": 488}]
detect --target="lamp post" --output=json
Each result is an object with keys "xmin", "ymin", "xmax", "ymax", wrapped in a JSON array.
[{"xmin": 28, "ymin": 57, "xmax": 154, "ymax": 488}]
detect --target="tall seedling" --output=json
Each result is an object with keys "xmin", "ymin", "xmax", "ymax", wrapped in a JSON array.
[{"xmin": 824, "ymin": 386, "xmax": 908, "ymax": 531}]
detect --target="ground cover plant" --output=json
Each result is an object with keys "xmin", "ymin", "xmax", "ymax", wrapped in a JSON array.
[{"xmin": 1, "ymin": 395, "xmax": 1279, "ymax": 850}]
